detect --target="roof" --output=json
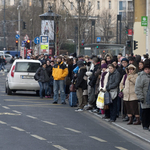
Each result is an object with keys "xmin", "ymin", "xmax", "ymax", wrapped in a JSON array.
[{"xmin": 14, "ymin": 59, "xmax": 41, "ymax": 64}]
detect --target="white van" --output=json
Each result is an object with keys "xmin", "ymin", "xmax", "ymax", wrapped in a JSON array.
[{"xmin": 5, "ymin": 59, "xmax": 41, "ymax": 95}]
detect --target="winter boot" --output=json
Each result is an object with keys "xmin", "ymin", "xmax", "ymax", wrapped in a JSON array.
[
  {"xmin": 127, "ymin": 117, "xmax": 133, "ymax": 125},
  {"xmin": 133, "ymin": 117, "xmax": 141, "ymax": 125}
]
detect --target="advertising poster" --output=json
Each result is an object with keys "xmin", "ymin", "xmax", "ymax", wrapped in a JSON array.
[{"xmin": 41, "ymin": 20, "xmax": 54, "ymax": 40}]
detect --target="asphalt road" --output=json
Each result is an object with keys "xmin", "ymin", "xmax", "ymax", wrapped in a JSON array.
[{"xmin": 0, "ymin": 66, "xmax": 149, "ymax": 150}]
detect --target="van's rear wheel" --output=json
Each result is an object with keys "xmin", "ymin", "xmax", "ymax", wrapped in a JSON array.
[{"xmin": 7, "ymin": 85, "xmax": 12, "ymax": 95}]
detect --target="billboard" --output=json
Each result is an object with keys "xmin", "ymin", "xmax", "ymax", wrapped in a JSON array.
[{"xmin": 41, "ymin": 20, "xmax": 54, "ymax": 40}]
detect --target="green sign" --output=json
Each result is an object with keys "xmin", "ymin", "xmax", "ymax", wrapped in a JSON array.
[
  {"xmin": 41, "ymin": 45, "xmax": 48, "ymax": 49},
  {"xmin": 141, "ymin": 16, "xmax": 148, "ymax": 26}
]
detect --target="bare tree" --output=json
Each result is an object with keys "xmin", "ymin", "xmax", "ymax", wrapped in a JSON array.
[{"xmin": 96, "ymin": 9, "xmax": 116, "ymax": 43}]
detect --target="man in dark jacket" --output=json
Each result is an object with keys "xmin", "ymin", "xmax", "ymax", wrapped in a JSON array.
[
  {"xmin": 75, "ymin": 60, "xmax": 87, "ymax": 112},
  {"xmin": 35, "ymin": 63, "xmax": 50, "ymax": 98}
]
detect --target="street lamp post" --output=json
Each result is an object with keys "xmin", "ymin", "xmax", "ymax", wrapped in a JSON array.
[{"xmin": 3, "ymin": 0, "xmax": 6, "ymax": 49}]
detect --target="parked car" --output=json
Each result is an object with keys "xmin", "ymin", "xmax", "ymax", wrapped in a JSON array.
[{"xmin": 5, "ymin": 59, "xmax": 41, "ymax": 95}]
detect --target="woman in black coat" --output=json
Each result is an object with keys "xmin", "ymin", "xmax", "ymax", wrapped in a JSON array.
[{"xmin": 106, "ymin": 64, "xmax": 120, "ymax": 122}]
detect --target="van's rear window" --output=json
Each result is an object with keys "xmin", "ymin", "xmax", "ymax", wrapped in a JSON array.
[{"xmin": 15, "ymin": 62, "xmax": 40, "ymax": 72}]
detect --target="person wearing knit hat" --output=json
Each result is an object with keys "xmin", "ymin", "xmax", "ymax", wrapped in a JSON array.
[
  {"xmin": 101, "ymin": 63, "xmax": 107, "ymax": 69},
  {"xmin": 121, "ymin": 58, "xmax": 129, "ymax": 71}
]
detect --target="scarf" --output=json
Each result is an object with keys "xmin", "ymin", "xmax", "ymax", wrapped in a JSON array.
[{"xmin": 101, "ymin": 71, "xmax": 107, "ymax": 88}]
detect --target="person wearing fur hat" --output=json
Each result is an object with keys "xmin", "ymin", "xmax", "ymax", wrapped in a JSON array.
[
  {"xmin": 135, "ymin": 60, "xmax": 150, "ymax": 130},
  {"xmin": 120, "ymin": 64, "xmax": 140, "ymax": 125}
]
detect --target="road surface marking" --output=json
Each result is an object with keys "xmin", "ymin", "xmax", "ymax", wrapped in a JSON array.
[
  {"xmin": 2, "ymin": 106, "xmax": 10, "ymax": 109},
  {"xmin": 42, "ymin": 121, "xmax": 57, "ymax": 126},
  {"xmin": 65, "ymin": 128, "xmax": 81, "ymax": 133},
  {"xmin": 8, "ymin": 104, "xmax": 61, "ymax": 107},
  {"xmin": 31, "ymin": 134, "xmax": 46, "ymax": 140},
  {"xmin": 53, "ymin": 145, "xmax": 68, "ymax": 150},
  {"xmin": 12, "ymin": 110, "xmax": 22, "ymax": 114},
  {"xmin": 89, "ymin": 136, "xmax": 107, "ymax": 142},
  {"xmin": 26, "ymin": 115, "xmax": 37, "ymax": 119},
  {"xmin": 0, "ymin": 112, "xmax": 21, "ymax": 116},
  {"xmin": 115, "ymin": 147, "xmax": 128, "ymax": 150},
  {"xmin": 0, "ymin": 121, "xmax": 7, "ymax": 124},
  {"xmin": 11, "ymin": 126, "xmax": 25, "ymax": 132}
]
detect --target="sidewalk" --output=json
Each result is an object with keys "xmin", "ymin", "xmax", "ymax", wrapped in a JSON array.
[{"xmin": 88, "ymin": 111, "xmax": 150, "ymax": 143}]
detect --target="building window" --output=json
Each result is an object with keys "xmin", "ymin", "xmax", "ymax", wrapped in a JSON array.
[
  {"xmin": 119, "ymin": 1, "xmax": 126, "ymax": 10},
  {"xmin": 71, "ymin": 2, "xmax": 73, "ymax": 10},
  {"xmin": 128, "ymin": 1, "xmax": 133, "ymax": 11},
  {"xmin": 109, "ymin": 0, "xmax": 111, "ymax": 9},
  {"xmin": 88, "ymin": 1, "xmax": 91, "ymax": 10},
  {"xmin": 108, "ymin": 31, "xmax": 113, "ymax": 36},
  {"xmin": 97, "ymin": 1, "xmax": 100, "ymax": 10}
]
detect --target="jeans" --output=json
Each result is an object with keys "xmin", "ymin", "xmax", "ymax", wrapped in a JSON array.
[
  {"xmin": 53, "ymin": 80, "xmax": 66, "ymax": 103},
  {"xmin": 45, "ymin": 82, "xmax": 49, "ymax": 96},
  {"xmin": 0, "ymin": 63, "xmax": 5, "ymax": 71},
  {"xmin": 38, "ymin": 82, "xmax": 46, "ymax": 98},
  {"xmin": 109, "ymin": 96, "xmax": 118, "ymax": 121}
]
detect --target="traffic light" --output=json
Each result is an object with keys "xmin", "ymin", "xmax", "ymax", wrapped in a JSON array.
[
  {"xmin": 126, "ymin": 40, "xmax": 131, "ymax": 47},
  {"xmin": 16, "ymin": 40, "xmax": 18, "ymax": 46},
  {"xmin": 23, "ymin": 22, "xmax": 26, "ymax": 29},
  {"xmin": 81, "ymin": 40, "xmax": 84, "ymax": 46},
  {"xmin": 25, "ymin": 40, "xmax": 30, "ymax": 49},
  {"xmin": 97, "ymin": 46, "xmax": 99, "ymax": 49},
  {"xmin": 134, "ymin": 41, "xmax": 138, "ymax": 50}
]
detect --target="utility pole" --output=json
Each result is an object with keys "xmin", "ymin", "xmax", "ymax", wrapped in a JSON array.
[
  {"xmin": 17, "ymin": 1, "xmax": 21, "ymax": 55},
  {"xmin": 77, "ymin": 0, "xmax": 81, "ymax": 56},
  {"xmin": 3, "ymin": 0, "xmax": 6, "ymax": 49}
]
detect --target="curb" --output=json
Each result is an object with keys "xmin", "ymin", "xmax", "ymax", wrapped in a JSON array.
[{"xmin": 89, "ymin": 111, "xmax": 150, "ymax": 144}]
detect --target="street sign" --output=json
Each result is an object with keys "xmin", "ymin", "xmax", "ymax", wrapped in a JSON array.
[
  {"xmin": 141, "ymin": 16, "xmax": 148, "ymax": 27},
  {"xmin": 41, "ymin": 45, "xmax": 49, "ymax": 49},
  {"xmin": 41, "ymin": 36, "xmax": 48, "ymax": 43},
  {"xmin": 16, "ymin": 34, "xmax": 20, "ymax": 39},
  {"xmin": 97, "ymin": 37, "xmax": 101, "ymax": 42},
  {"xmin": 24, "ymin": 34, "xmax": 29, "ymax": 41},
  {"xmin": 34, "ymin": 37, "xmax": 40, "ymax": 44},
  {"xmin": 22, "ymin": 41, "xmax": 26, "ymax": 47}
]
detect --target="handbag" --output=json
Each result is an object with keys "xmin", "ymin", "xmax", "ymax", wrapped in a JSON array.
[
  {"xmin": 110, "ymin": 88, "xmax": 118, "ymax": 100},
  {"xmin": 118, "ymin": 74, "xmax": 127, "ymax": 98},
  {"xmin": 70, "ymin": 83, "xmax": 76, "ymax": 92},
  {"xmin": 34, "ymin": 73, "xmax": 39, "ymax": 81},
  {"xmin": 104, "ymin": 91, "xmax": 112, "ymax": 105},
  {"xmin": 96, "ymin": 91, "xmax": 104, "ymax": 109}
]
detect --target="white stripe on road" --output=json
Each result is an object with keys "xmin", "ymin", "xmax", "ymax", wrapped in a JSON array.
[
  {"xmin": 42, "ymin": 121, "xmax": 57, "ymax": 126},
  {"xmin": 2, "ymin": 106, "xmax": 10, "ymax": 109},
  {"xmin": 26, "ymin": 115, "xmax": 37, "ymax": 119},
  {"xmin": 53, "ymin": 145, "xmax": 68, "ymax": 150},
  {"xmin": 0, "ymin": 121, "xmax": 7, "ymax": 124},
  {"xmin": 11, "ymin": 126, "xmax": 25, "ymax": 132},
  {"xmin": 31, "ymin": 134, "xmax": 46, "ymax": 141},
  {"xmin": 89, "ymin": 136, "xmax": 107, "ymax": 142},
  {"xmin": 65, "ymin": 128, "xmax": 81, "ymax": 133},
  {"xmin": 12, "ymin": 110, "xmax": 22, "ymax": 114},
  {"xmin": 115, "ymin": 147, "xmax": 128, "ymax": 150}
]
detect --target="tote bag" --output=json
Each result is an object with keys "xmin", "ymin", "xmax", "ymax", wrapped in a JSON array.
[{"xmin": 96, "ymin": 91, "xmax": 104, "ymax": 109}]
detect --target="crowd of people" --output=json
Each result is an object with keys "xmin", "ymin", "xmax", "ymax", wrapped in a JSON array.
[{"xmin": 9, "ymin": 52, "xmax": 150, "ymax": 131}]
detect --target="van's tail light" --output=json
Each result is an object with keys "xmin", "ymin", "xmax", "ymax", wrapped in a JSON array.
[{"xmin": 11, "ymin": 66, "xmax": 15, "ymax": 77}]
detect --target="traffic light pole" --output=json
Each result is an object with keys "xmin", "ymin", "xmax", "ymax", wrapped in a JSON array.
[{"xmin": 17, "ymin": 1, "xmax": 21, "ymax": 56}]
